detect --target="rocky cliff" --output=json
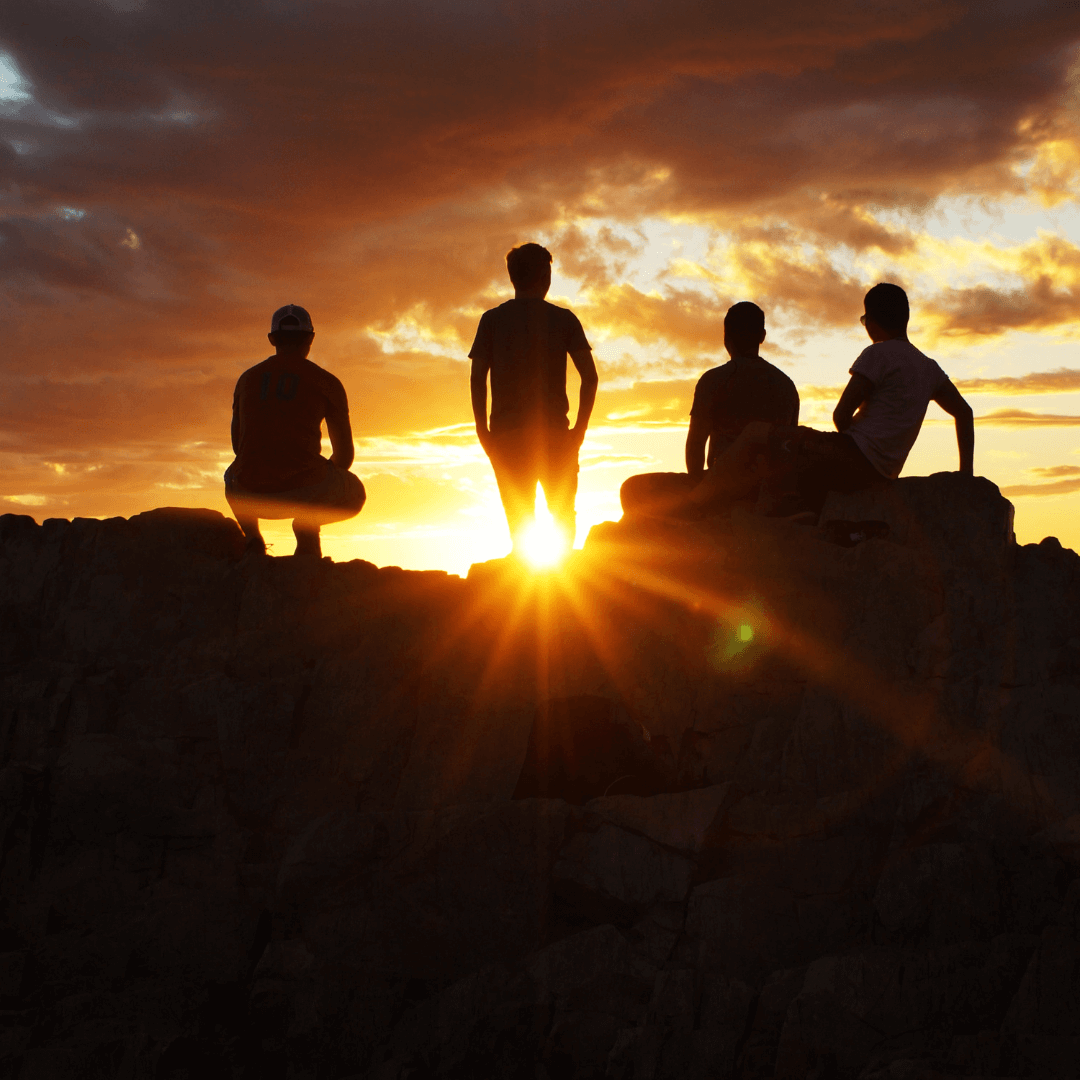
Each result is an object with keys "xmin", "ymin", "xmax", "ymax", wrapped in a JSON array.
[{"xmin": 1, "ymin": 474, "xmax": 1079, "ymax": 1079}]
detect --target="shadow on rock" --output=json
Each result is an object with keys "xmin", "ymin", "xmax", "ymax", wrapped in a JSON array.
[{"xmin": 512, "ymin": 695, "xmax": 679, "ymax": 805}]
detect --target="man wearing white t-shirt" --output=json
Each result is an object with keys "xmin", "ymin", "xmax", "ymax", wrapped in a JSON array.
[
  {"xmin": 687, "ymin": 283, "xmax": 973, "ymax": 513},
  {"xmin": 832, "ymin": 282, "xmax": 973, "ymax": 483}
]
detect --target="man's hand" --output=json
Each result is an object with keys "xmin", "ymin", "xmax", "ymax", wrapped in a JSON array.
[
  {"xmin": 476, "ymin": 426, "xmax": 494, "ymax": 455},
  {"xmin": 570, "ymin": 350, "xmax": 598, "ymax": 447}
]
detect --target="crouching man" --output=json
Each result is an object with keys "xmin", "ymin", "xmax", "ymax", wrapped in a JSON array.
[{"xmin": 225, "ymin": 304, "xmax": 365, "ymax": 558}]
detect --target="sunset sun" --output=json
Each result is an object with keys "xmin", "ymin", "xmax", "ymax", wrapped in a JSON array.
[{"xmin": 518, "ymin": 485, "xmax": 568, "ymax": 570}]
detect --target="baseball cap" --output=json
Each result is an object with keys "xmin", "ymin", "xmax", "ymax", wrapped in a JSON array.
[{"xmin": 270, "ymin": 304, "xmax": 314, "ymax": 333}]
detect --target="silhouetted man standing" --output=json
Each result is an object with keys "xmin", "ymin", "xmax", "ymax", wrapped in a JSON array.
[
  {"xmin": 620, "ymin": 301, "xmax": 798, "ymax": 516},
  {"xmin": 225, "ymin": 304, "xmax": 365, "ymax": 558},
  {"xmin": 470, "ymin": 244, "xmax": 598, "ymax": 552}
]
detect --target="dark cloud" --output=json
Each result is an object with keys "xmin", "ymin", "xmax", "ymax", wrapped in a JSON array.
[{"xmin": 925, "ymin": 275, "xmax": 1080, "ymax": 338}]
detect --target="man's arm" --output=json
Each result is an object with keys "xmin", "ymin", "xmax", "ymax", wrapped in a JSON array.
[
  {"xmin": 569, "ymin": 349, "xmax": 598, "ymax": 445},
  {"xmin": 326, "ymin": 406, "xmax": 355, "ymax": 470},
  {"xmin": 231, "ymin": 401, "xmax": 240, "ymax": 456},
  {"xmin": 833, "ymin": 373, "xmax": 874, "ymax": 432},
  {"xmin": 685, "ymin": 413, "xmax": 709, "ymax": 482},
  {"xmin": 231, "ymin": 377, "xmax": 243, "ymax": 455},
  {"xmin": 932, "ymin": 379, "xmax": 974, "ymax": 475},
  {"xmin": 470, "ymin": 356, "xmax": 492, "ymax": 452}
]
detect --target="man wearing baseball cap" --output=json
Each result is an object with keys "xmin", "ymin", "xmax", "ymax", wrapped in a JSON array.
[{"xmin": 224, "ymin": 304, "xmax": 365, "ymax": 557}]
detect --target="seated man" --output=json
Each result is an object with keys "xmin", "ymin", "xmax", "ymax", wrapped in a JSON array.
[
  {"xmin": 225, "ymin": 304, "xmax": 365, "ymax": 557},
  {"xmin": 620, "ymin": 301, "xmax": 799, "ymax": 517},
  {"xmin": 470, "ymin": 243, "xmax": 598, "ymax": 553},
  {"xmin": 689, "ymin": 283, "xmax": 974, "ymax": 513}
]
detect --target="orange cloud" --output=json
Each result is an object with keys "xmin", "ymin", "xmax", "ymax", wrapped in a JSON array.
[
  {"xmin": 1002, "ymin": 477, "xmax": 1080, "ymax": 497},
  {"xmin": 958, "ymin": 368, "xmax": 1080, "ymax": 394},
  {"xmin": 975, "ymin": 409, "xmax": 1080, "ymax": 426}
]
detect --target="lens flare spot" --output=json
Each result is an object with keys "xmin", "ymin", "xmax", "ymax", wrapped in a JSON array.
[{"xmin": 708, "ymin": 603, "xmax": 767, "ymax": 669}]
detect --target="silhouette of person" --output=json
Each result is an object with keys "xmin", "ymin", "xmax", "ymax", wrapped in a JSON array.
[
  {"xmin": 689, "ymin": 283, "xmax": 974, "ymax": 513},
  {"xmin": 620, "ymin": 302, "xmax": 799, "ymax": 517},
  {"xmin": 224, "ymin": 305, "xmax": 366, "ymax": 557},
  {"xmin": 469, "ymin": 244, "xmax": 599, "ymax": 553}
]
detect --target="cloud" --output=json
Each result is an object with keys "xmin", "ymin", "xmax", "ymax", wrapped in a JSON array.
[
  {"xmin": 974, "ymin": 409, "xmax": 1080, "ymax": 426},
  {"xmin": 957, "ymin": 368, "xmax": 1080, "ymax": 394},
  {"xmin": 917, "ymin": 232, "xmax": 1080, "ymax": 337},
  {"xmin": 1, "ymin": 0, "xmax": 1080, "ymax": 537},
  {"xmin": 1002, "ymin": 477, "xmax": 1080, "ymax": 497},
  {"xmin": 579, "ymin": 283, "xmax": 729, "ymax": 354},
  {"xmin": 799, "ymin": 367, "xmax": 1080, "ymax": 404},
  {"xmin": 1032, "ymin": 464, "xmax": 1080, "ymax": 477}
]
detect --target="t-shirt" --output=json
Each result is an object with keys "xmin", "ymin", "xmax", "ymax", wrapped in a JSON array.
[
  {"xmin": 231, "ymin": 356, "xmax": 350, "ymax": 493},
  {"xmin": 468, "ymin": 299, "xmax": 591, "ymax": 433},
  {"xmin": 690, "ymin": 355, "xmax": 800, "ymax": 466},
  {"xmin": 846, "ymin": 339, "xmax": 949, "ymax": 480}
]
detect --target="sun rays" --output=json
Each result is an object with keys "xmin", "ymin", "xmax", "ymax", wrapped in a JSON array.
[{"xmin": 415, "ymin": 508, "xmax": 1039, "ymax": 845}]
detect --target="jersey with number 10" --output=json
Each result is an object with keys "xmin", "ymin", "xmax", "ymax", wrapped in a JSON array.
[{"xmin": 231, "ymin": 356, "xmax": 350, "ymax": 493}]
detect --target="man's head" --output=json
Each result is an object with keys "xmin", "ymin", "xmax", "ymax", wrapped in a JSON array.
[
  {"xmin": 724, "ymin": 301, "xmax": 766, "ymax": 357},
  {"xmin": 862, "ymin": 283, "xmax": 909, "ymax": 340},
  {"xmin": 268, "ymin": 303, "xmax": 315, "ymax": 359},
  {"xmin": 506, "ymin": 243, "xmax": 552, "ymax": 297}
]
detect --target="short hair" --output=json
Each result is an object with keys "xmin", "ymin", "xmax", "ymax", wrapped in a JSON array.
[
  {"xmin": 724, "ymin": 301, "xmax": 766, "ymax": 337},
  {"xmin": 864, "ymin": 283, "xmax": 909, "ymax": 332},
  {"xmin": 506, "ymin": 243, "xmax": 552, "ymax": 289}
]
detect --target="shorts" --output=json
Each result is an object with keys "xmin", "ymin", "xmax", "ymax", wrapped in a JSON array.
[
  {"xmin": 224, "ymin": 460, "xmax": 366, "ymax": 524},
  {"xmin": 767, "ymin": 427, "xmax": 884, "ymax": 512}
]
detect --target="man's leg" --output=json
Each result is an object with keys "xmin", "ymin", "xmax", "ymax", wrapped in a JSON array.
[
  {"xmin": 540, "ymin": 430, "xmax": 580, "ymax": 548},
  {"xmin": 488, "ymin": 434, "xmax": 538, "ymax": 550},
  {"xmin": 225, "ymin": 486, "xmax": 267, "ymax": 555},
  {"xmin": 620, "ymin": 473, "xmax": 696, "ymax": 518},
  {"xmin": 292, "ymin": 519, "xmax": 322, "ymax": 558},
  {"xmin": 236, "ymin": 514, "xmax": 267, "ymax": 554},
  {"xmin": 776, "ymin": 429, "xmax": 882, "ymax": 514},
  {"xmin": 684, "ymin": 422, "xmax": 774, "ymax": 509}
]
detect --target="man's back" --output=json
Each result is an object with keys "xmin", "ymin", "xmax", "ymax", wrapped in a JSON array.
[
  {"xmin": 692, "ymin": 355, "xmax": 799, "ymax": 465},
  {"xmin": 232, "ymin": 356, "xmax": 348, "ymax": 492},
  {"xmin": 469, "ymin": 298, "xmax": 590, "ymax": 433},
  {"xmin": 846, "ymin": 339, "xmax": 947, "ymax": 479}
]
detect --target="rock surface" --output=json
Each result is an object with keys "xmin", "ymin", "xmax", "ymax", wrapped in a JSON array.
[{"xmin": 0, "ymin": 476, "xmax": 1079, "ymax": 1077}]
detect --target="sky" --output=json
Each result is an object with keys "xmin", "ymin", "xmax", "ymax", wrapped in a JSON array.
[{"xmin": 3, "ymin": 0, "xmax": 1080, "ymax": 575}]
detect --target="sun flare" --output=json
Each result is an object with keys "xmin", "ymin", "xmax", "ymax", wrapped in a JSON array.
[{"xmin": 518, "ymin": 485, "xmax": 568, "ymax": 569}]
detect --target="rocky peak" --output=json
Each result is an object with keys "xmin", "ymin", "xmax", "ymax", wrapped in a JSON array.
[{"xmin": 0, "ymin": 473, "xmax": 1078, "ymax": 1077}]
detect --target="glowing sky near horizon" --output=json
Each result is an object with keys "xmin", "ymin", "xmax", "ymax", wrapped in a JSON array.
[{"xmin": 3, "ymin": 3, "xmax": 1080, "ymax": 575}]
